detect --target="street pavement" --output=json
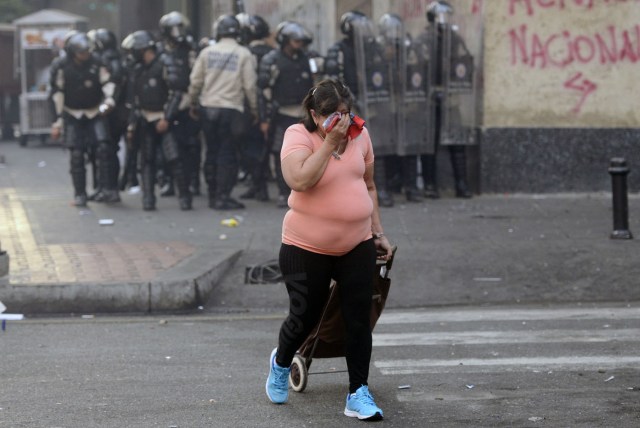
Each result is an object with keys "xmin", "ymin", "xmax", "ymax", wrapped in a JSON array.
[
  {"xmin": 2, "ymin": 139, "xmax": 640, "ymax": 427},
  {"xmin": 1, "ymin": 139, "xmax": 639, "ymax": 315},
  {"xmin": 1, "ymin": 304, "xmax": 640, "ymax": 427}
]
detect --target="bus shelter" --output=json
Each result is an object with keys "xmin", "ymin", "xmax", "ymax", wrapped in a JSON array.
[{"xmin": 13, "ymin": 9, "xmax": 87, "ymax": 146}]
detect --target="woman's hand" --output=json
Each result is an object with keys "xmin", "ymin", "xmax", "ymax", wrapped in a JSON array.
[
  {"xmin": 375, "ymin": 235, "xmax": 393, "ymax": 261},
  {"xmin": 323, "ymin": 112, "xmax": 350, "ymax": 150}
]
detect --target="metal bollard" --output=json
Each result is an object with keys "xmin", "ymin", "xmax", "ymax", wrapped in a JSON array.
[{"xmin": 608, "ymin": 158, "xmax": 633, "ymax": 239}]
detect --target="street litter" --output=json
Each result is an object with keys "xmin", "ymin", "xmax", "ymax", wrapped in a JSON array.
[
  {"xmin": 37, "ymin": 161, "xmax": 46, "ymax": 167},
  {"xmin": 528, "ymin": 416, "xmax": 543, "ymax": 422},
  {"xmin": 221, "ymin": 218, "xmax": 239, "ymax": 227},
  {"xmin": 398, "ymin": 385, "xmax": 411, "ymax": 390},
  {"xmin": 219, "ymin": 234, "xmax": 227, "ymax": 240},
  {"xmin": 127, "ymin": 186, "xmax": 140, "ymax": 195},
  {"xmin": 99, "ymin": 219, "xmax": 114, "ymax": 226},
  {"xmin": 81, "ymin": 315, "xmax": 94, "ymax": 319},
  {"xmin": 604, "ymin": 376, "xmax": 615, "ymax": 382},
  {"xmin": 159, "ymin": 319, "xmax": 168, "ymax": 325},
  {"xmin": 465, "ymin": 384, "xmax": 475, "ymax": 389}
]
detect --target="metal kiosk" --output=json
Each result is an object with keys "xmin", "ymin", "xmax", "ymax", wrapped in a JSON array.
[{"xmin": 13, "ymin": 9, "xmax": 87, "ymax": 146}]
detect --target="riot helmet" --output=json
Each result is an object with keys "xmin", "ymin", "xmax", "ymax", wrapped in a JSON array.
[
  {"xmin": 212, "ymin": 14, "xmax": 240, "ymax": 41},
  {"xmin": 64, "ymin": 32, "xmax": 92, "ymax": 60},
  {"xmin": 87, "ymin": 28, "xmax": 117, "ymax": 52},
  {"xmin": 275, "ymin": 21, "xmax": 308, "ymax": 48},
  {"xmin": 121, "ymin": 30, "xmax": 156, "ymax": 64},
  {"xmin": 237, "ymin": 13, "xmax": 270, "ymax": 44},
  {"xmin": 340, "ymin": 11, "xmax": 366, "ymax": 38},
  {"xmin": 378, "ymin": 13, "xmax": 404, "ymax": 44},
  {"xmin": 159, "ymin": 11, "xmax": 191, "ymax": 44},
  {"xmin": 426, "ymin": 1, "xmax": 454, "ymax": 25}
]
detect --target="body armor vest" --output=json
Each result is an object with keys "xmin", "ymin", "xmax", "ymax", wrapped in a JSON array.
[
  {"xmin": 62, "ymin": 57, "xmax": 103, "ymax": 110},
  {"xmin": 250, "ymin": 43, "xmax": 273, "ymax": 68},
  {"xmin": 134, "ymin": 55, "xmax": 169, "ymax": 112},
  {"xmin": 162, "ymin": 46, "xmax": 191, "ymax": 92},
  {"xmin": 269, "ymin": 50, "xmax": 313, "ymax": 107}
]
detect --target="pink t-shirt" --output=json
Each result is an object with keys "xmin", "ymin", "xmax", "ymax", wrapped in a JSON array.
[{"xmin": 280, "ymin": 124, "xmax": 375, "ymax": 256}]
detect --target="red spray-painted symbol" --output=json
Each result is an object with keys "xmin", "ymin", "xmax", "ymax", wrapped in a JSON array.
[
  {"xmin": 472, "ymin": 0, "xmax": 483, "ymax": 14},
  {"xmin": 563, "ymin": 72, "xmax": 597, "ymax": 115}
]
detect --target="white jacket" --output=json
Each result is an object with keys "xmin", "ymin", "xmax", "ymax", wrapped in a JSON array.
[{"xmin": 188, "ymin": 38, "xmax": 258, "ymax": 117}]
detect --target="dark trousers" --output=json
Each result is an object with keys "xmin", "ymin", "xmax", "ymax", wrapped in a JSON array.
[
  {"xmin": 276, "ymin": 239, "xmax": 377, "ymax": 393},
  {"xmin": 200, "ymin": 107, "xmax": 244, "ymax": 200}
]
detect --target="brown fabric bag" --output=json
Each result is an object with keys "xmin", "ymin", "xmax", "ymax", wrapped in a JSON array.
[{"xmin": 298, "ymin": 250, "xmax": 395, "ymax": 359}]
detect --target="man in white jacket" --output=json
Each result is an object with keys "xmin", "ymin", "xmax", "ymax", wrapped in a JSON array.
[{"xmin": 188, "ymin": 14, "xmax": 258, "ymax": 210}]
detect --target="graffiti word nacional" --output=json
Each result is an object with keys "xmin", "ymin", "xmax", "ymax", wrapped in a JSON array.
[{"xmin": 509, "ymin": 24, "xmax": 640, "ymax": 69}]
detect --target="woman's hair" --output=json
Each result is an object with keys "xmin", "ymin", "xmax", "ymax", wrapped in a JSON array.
[{"xmin": 301, "ymin": 78, "xmax": 354, "ymax": 132}]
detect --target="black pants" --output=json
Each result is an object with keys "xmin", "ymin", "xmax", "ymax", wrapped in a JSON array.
[{"xmin": 276, "ymin": 239, "xmax": 376, "ymax": 394}]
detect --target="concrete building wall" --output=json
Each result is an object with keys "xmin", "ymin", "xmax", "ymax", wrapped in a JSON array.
[
  {"xmin": 480, "ymin": 0, "xmax": 640, "ymax": 193},
  {"xmin": 484, "ymin": 0, "xmax": 640, "ymax": 128}
]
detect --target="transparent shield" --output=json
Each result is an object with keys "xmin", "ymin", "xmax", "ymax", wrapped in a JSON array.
[
  {"xmin": 399, "ymin": 34, "xmax": 430, "ymax": 155},
  {"xmin": 426, "ymin": 16, "xmax": 479, "ymax": 148},
  {"xmin": 353, "ymin": 19, "xmax": 397, "ymax": 156}
]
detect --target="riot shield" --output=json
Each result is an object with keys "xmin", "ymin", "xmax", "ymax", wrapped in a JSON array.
[
  {"xmin": 352, "ymin": 19, "xmax": 396, "ymax": 156},
  {"xmin": 426, "ymin": 15, "xmax": 479, "ymax": 148},
  {"xmin": 399, "ymin": 36, "xmax": 430, "ymax": 156}
]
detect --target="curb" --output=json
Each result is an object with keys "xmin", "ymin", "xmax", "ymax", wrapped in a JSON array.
[{"xmin": 0, "ymin": 247, "xmax": 242, "ymax": 315}]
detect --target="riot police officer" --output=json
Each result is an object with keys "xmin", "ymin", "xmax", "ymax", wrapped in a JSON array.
[
  {"xmin": 325, "ymin": 10, "xmax": 367, "ymax": 100},
  {"xmin": 419, "ymin": 1, "xmax": 472, "ymax": 198},
  {"xmin": 49, "ymin": 31, "xmax": 117, "ymax": 207},
  {"xmin": 236, "ymin": 13, "xmax": 274, "ymax": 202},
  {"xmin": 122, "ymin": 30, "xmax": 193, "ymax": 211},
  {"xmin": 258, "ymin": 21, "xmax": 314, "ymax": 208},
  {"xmin": 188, "ymin": 14, "xmax": 258, "ymax": 210},
  {"xmin": 87, "ymin": 28, "xmax": 127, "ymax": 203},
  {"xmin": 380, "ymin": 16, "xmax": 425, "ymax": 203},
  {"xmin": 159, "ymin": 11, "xmax": 203, "ymax": 197}
]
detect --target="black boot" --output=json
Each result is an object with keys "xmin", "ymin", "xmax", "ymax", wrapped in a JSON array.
[
  {"xmin": 212, "ymin": 164, "xmax": 243, "ymax": 210},
  {"xmin": 169, "ymin": 159, "xmax": 192, "ymax": 211},
  {"xmin": 141, "ymin": 164, "xmax": 156, "ymax": 211},
  {"xmin": 450, "ymin": 146, "xmax": 472, "ymax": 199},
  {"xmin": 374, "ymin": 155, "xmax": 393, "ymax": 207},
  {"xmin": 70, "ymin": 150, "xmax": 88, "ymax": 207},
  {"xmin": 403, "ymin": 156, "xmax": 423, "ymax": 203},
  {"xmin": 421, "ymin": 154, "xmax": 440, "ymax": 199},
  {"xmin": 213, "ymin": 195, "xmax": 245, "ymax": 210},
  {"xmin": 94, "ymin": 141, "xmax": 121, "ymax": 203}
]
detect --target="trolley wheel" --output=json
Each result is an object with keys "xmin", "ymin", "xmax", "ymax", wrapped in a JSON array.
[
  {"xmin": 18, "ymin": 135, "xmax": 28, "ymax": 147},
  {"xmin": 289, "ymin": 354, "xmax": 308, "ymax": 393}
]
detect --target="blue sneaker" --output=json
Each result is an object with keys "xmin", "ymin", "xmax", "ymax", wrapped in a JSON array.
[
  {"xmin": 344, "ymin": 385, "xmax": 383, "ymax": 420},
  {"xmin": 265, "ymin": 348, "xmax": 290, "ymax": 404}
]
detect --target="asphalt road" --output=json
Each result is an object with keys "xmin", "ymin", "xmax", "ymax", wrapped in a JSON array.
[{"xmin": 2, "ymin": 303, "xmax": 639, "ymax": 427}]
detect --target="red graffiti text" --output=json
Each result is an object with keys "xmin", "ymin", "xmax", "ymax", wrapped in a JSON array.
[
  {"xmin": 509, "ymin": 0, "xmax": 640, "ymax": 16},
  {"xmin": 509, "ymin": 24, "xmax": 640, "ymax": 69}
]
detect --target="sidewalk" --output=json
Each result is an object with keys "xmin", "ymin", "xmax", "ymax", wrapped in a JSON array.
[{"xmin": 1, "ymin": 140, "xmax": 639, "ymax": 314}]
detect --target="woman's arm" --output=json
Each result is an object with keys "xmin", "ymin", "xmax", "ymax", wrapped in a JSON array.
[
  {"xmin": 281, "ymin": 114, "xmax": 350, "ymax": 191},
  {"xmin": 364, "ymin": 162, "xmax": 393, "ymax": 260}
]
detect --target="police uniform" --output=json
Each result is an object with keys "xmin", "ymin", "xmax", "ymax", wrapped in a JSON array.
[
  {"xmin": 258, "ymin": 21, "xmax": 314, "ymax": 208},
  {"xmin": 49, "ymin": 32, "xmax": 116, "ymax": 207}
]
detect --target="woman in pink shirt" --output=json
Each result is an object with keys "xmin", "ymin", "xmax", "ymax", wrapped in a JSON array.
[{"xmin": 265, "ymin": 78, "xmax": 393, "ymax": 421}]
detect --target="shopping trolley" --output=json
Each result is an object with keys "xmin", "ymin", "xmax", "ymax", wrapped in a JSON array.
[{"xmin": 288, "ymin": 246, "xmax": 397, "ymax": 392}]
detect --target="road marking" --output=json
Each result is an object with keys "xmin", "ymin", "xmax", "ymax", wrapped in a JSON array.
[
  {"xmin": 373, "ymin": 328, "xmax": 640, "ymax": 346},
  {"xmin": 378, "ymin": 307, "xmax": 640, "ymax": 324},
  {"xmin": 376, "ymin": 356, "xmax": 640, "ymax": 375}
]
